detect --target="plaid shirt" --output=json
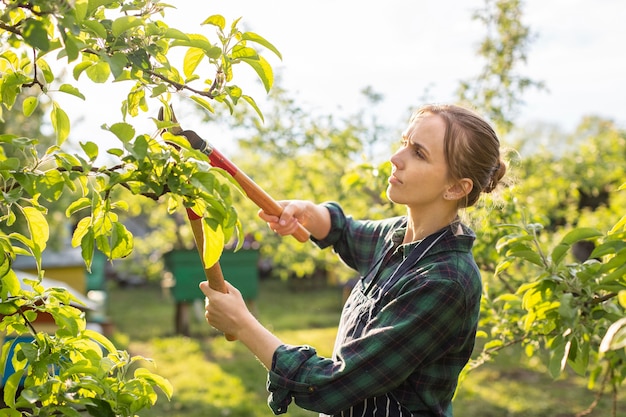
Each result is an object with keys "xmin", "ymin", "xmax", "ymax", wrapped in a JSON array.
[{"xmin": 267, "ymin": 202, "xmax": 482, "ymax": 416}]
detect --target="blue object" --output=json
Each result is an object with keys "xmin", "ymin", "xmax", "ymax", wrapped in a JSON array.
[{"xmin": 1, "ymin": 335, "xmax": 34, "ymax": 387}]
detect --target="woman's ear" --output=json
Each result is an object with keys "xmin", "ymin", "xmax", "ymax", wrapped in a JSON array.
[{"xmin": 444, "ymin": 178, "xmax": 473, "ymax": 201}]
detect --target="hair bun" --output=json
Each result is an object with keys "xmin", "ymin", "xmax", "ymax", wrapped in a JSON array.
[{"xmin": 483, "ymin": 159, "xmax": 507, "ymax": 193}]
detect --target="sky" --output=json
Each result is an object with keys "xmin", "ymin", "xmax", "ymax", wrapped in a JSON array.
[{"xmin": 64, "ymin": 0, "xmax": 626, "ymax": 148}]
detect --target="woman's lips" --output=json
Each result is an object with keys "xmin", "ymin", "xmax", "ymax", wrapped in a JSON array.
[{"xmin": 388, "ymin": 173, "xmax": 402, "ymax": 184}]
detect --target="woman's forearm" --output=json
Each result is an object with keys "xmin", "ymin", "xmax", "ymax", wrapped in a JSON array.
[
  {"xmin": 298, "ymin": 202, "xmax": 332, "ymax": 240},
  {"xmin": 236, "ymin": 314, "xmax": 283, "ymax": 369}
]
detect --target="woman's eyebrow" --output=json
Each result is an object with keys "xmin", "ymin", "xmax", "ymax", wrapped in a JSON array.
[{"xmin": 410, "ymin": 139, "xmax": 430, "ymax": 157}]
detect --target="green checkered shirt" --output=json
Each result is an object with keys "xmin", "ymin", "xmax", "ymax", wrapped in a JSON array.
[{"xmin": 267, "ymin": 202, "xmax": 482, "ymax": 416}]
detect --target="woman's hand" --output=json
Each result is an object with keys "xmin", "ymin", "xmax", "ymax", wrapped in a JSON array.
[
  {"xmin": 258, "ymin": 200, "xmax": 331, "ymax": 240},
  {"xmin": 199, "ymin": 281, "xmax": 253, "ymax": 339},
  {"xmin": 199, "ymin": 280, "xmax": 283, "ymax": 369}
]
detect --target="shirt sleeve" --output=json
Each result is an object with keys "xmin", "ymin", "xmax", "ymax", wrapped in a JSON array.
[
  {"xmin": 266, "ymin": 274, "xmax": 470, "ymax": 415},
  {"xmin": 311, "ymin": 202, "xmax": 399, "ymax": 276}
]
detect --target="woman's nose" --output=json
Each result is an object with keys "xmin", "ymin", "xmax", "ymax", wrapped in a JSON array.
[{"xmin": 389, "ymin": 149, "xmax": 403, "ymax": 168}]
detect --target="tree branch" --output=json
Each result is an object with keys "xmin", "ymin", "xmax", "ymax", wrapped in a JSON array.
[
  {"xmin": 0, "ymin": 21, "xmax": 21, "ymax": 36},
  {"xmin": 22, "ymin": 48, "xmax": 45, "ymax": 89},
  {"xmin": 144, "ymin": 68, "xmax": 222, "ymax": 99}
]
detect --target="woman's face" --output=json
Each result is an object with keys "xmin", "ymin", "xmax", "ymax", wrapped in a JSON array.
[{"xmin": 386, "ymin": 112, "xmax": 452, "ymax": 209}]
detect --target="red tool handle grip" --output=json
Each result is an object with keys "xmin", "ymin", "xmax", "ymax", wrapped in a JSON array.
[
  {"xmin": 179, "ymin": 129, "xmax": 310, "ymax": 242},
  {"xmin": 205, "ymin": 145, "xmax": 310, "ymax": 243}
]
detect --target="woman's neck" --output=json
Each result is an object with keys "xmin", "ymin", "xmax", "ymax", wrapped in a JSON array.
[{"xmin": 404, "ymin": 207, "xmax": 458, "ymax": 244}]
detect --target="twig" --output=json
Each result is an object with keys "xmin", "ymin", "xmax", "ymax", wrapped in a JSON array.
[{"xmin": 575, "ymin": 365, "xmax": 610, "ymax": 417}]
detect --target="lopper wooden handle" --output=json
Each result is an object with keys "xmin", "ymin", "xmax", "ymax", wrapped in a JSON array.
[
  {"xmin": 187, "ymin": 208, "xmax": 236, "ymax": 341},
  {"xmin": 232, "ymin": 170, "xmax": 310, "ymax": 243},
  {"xmin": 182, "ymin": 131, "xmax": 310, "ymax": 243}
]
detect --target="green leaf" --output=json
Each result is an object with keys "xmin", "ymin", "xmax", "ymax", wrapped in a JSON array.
[
  {"xmin": 40, "ymin": 169, "xmax": 66, "ymax": 201},
  {"xmin": 87, "ymin": 0, "xmax": 117, "ymax": 14},
  {"xmin": 110, "ymin": 222, "xmax": 133, "ymax": 259},
  {"xmin": 190, "ymin": 95, "xmax": 215, "ymax": 113},
  {"xmin": 171, "ymin": 33, "xmax": 214, "ymax": 50},
  {"xmin": 22, "ymin": 96, "xmax": 39, "ymax": 117},
  {"xmin": 240, "ymin": 55, "xmax": 274, "ymax": 92},
  {"xmin": 81, "ymin": 19, "xmax": 107, "ymax": 39},
  {"xmin": 190, "ymin": 172, "xmax": 216, "ymax": 194},
  {"xmin": 66, "ymin": 197, "xmax": 91, "ymax": 217},
  {"xmin": 163, "ymin": 28, "xmax": 189, "ymax": 41},
  {"xmin": 599, "ymin": 263, "xmax": 626, "ymax": 285},
  {"xmin": 600, "ymin": 317, "xmax": 626, "ymax": 353},
  {"xmin": 560, "ymin": 227, "xmax": 602, "ymax": 245},
  {"xmin": 111, "ymin": 15, "xmax": 143, "ymax": 38},
  {"xmin": 54, "ymin": 305, "xmax": 82, "ymax": 335},
  {"xmin": 550, "ymin": 243, "xmax": 570, "ymax": 267},
  {"xmin": 37, "ymin": 58, "xmax": 54, "ymax": 84},
  {"xmin": 0, "ymin": 270, "xmax": 20, "ymax": 300},
  {"xmin": 609, "ymin": 214, "xmax": 626, "ymax": 234},
  {"xmin": 73, "ymin": 60, "xmax": 94, "ymax": 80},
  {"xmin": 84, "ymin": 329, "xmax": 117, "ymax": 354},
  {"xmin": 107, "ymin": 52, "xmax": 128, "ymax": 79},
  {"xmin": 496, "ymin": 233, "xmax": 533, "ymax": 253},
  {"xmin": 59, "ymin": 84, "xmax": 86, "ymax": 100},
  {"xmin": 107, "ymin": 122, "xmax": 135, "ymax": 143},
  {"xmin": 558, "ymin": 293, "xmax": 576, "ymax": 320},
  {"xmin": 81, "ymin": 229, "xmax": 95, "ymax": 269},
  {"xmin": 619, "ymin": 290, "xmax": 626, "ymax": 309},
  {"xmin": 51, "ymin": 102, "xmax": 70, "ymax": 145},
  {"xmin": 86, "ymin": 61, "xmax": 111, "ymax": 83},
  {"xmin": 550, "ymin": 226, "xmax": 601, "ymax": 266},
  {"xmin": 0, "ymin": 157, "xmax": 20, "ymax": 171},
  {"xmin": 201, "ymin": 14, "xmax": 226, "ymax": 30},
  {"xmin": 241, "ymin": 31, "xmax": 282, "ymax": 60},
  {"xmin": 85, "ymin": 399, "xmax": 116, "ymax": 417},
  {"xmin": 231, "ymin": 45, "xmax": 258, "ymax": 60},
  {"xmin": 3, "ymin": 371, "xmax": 24, "ymax": 407},
  {"xmin": 22, "ymin": 18, "xmax": 50, "ymax": 51},
  {"xmin": 241, "ymin": 95, "xmax": 264, "ymax": 122},
  {"xmin": 0, "ymin": 406, "xmax": 22, "ymax": 416},
  {"xmin": 72, "ymin": 217, "xmax": 92, "ymax": 247},
  {"xmin": 74, "ymin": 0, "xmax": 89, "ymax": 21},
  {"xmin": 80, "ymin": 141, "xmax": 99, "ymax": 161},
  {"xmin": 507, "ymin": 249, "xmax": 544, "ymax": 267},
  {"xmin": 548, "ymin": 339, "xmax": 568, "ymax": 378},
  {"xmin": 591, "ymin": 239, "xmax": 626, "ymax": 258},
  {"xmin": 62, "ymin": 32, "xmax": 81, "ymax": 62},
  {"xmin": 134, "ymin": 368, "xmax": 173, "ymax": 399}
]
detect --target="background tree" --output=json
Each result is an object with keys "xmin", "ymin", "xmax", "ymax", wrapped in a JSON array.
[{"xmin": 457, "ymin": 0, "xmax": 545, "ymax": 133}]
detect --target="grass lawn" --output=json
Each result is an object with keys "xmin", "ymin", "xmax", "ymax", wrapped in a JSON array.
[{"xmin": 106, "ymin": 278, "xmax": 623, "ymax": 417}]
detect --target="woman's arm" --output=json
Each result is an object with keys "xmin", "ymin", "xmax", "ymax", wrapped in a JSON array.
[
  {"xmin": 199, "ymin": 281, "xmax": 281, "ymax": 369},
  {"xmin": 258, "ymin": 200, "xmax": 331, "ymax": 241}
]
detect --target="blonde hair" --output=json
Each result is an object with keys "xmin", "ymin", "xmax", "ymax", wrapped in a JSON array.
[{"xmin": 412, "ymin": 104, "xmax": 506, "ymax": 208}]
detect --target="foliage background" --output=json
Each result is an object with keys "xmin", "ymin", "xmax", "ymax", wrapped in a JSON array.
[{"xmin": 1, "ymin": 0, "xmax": 625, "ymax": 416}]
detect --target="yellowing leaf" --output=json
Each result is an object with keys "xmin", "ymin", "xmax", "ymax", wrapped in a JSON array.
[
  {"xmin": 202, "ymin": 15, "xmax": 226, "ymax": 30},
  {"xmin": 202, "ymin": 220, "xmax": 224, "ymax": 268},
  {"xmin": 240, "ymin": 55, "xmax": 273, "ymax": 92},
  {"xmin": 183, "ymin": 47, "xmax": 205, "ymax": 78},
  {"xmin": 51, "ymin": 102, "xmax": 70, "ymax": 145},
  {"xmin": 23, "ymin": 206, "xmax": 48, "ymax": 254},
  {"xmin": 85, "ymin": 61, "xmax": 111, "ymax": 83},
  {"xmin": 22, "ymin": 96, "xmax": 38, "ymax": 117}
]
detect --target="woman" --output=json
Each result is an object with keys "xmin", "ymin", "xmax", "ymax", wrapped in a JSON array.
[{"xmin": 200, "ymin": 104, "xmax": 507, "ymax": 416}]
